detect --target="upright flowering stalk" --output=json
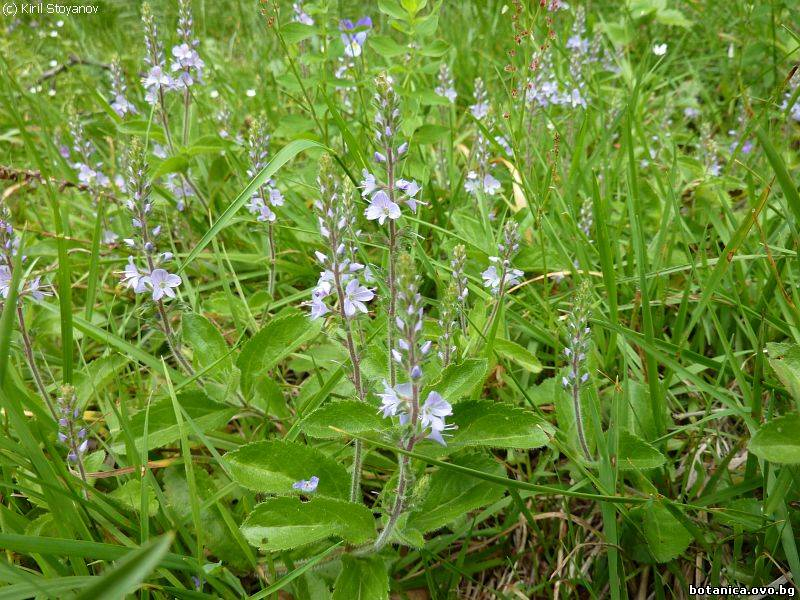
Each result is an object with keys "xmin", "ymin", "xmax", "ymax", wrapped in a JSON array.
[
  {"xmin": 562, "ymin": 281, "xmax": 592, "ymax": 460},
  {"xmin": 437, "ymin": 281, "xmax": 459, "ymax": 368},
  {"xmin": 578, "ymin": 197, "xmax": 593, "ymax": 240},
  {"xmin": 119, "ymin": 141, "xmax": 190, "ymax": 374},
  {"xmin": 109, "ymin": 57, "xmax": 137, "ymax": 118},
  {"xmin": 171, "ymin": 0, "xmax": 204, "ymax": 144},
  {"xmin": 362, "ymin": 73, "xmax": 422, "ymax": 386},
  {"xmin": 310, "ymin": 155, "xmax": 374, "ymax": 502},
  {"xmin": 0, "ymin": 212, "xmax": 54, "ymax": 418},
  {"xmin": 464, "ymin": 106, "xmax": 502, "ymax": 200},
  {"xmin": 451, "ymin": 243, "xmax": 469, "ymax": 333},
  {"xmin": 68, "ymin": 116, "xmax": 110, "ymax": 190},
  {"xmin": 481, "ymin": 220, "xmax": 524, "ymax": 335},
  {"xmin": 435, "ymin": 63, "xmax": 457, "ymax": 103},
  {"xmin": 246, "ymin": 116, "xmax": 284, "ymax": 297},
  {"xmin": 57, "ymin": 387, "xmax": 89, "ymax": 489},
  {"xmin": 434, "ymin": 63, "xmax": 456, "ymax": 184},
  {"xmin": 470, "ymin": 77, "xmax": 489, "ymax": 119},
  {"xmin": 375, "ymin": 254, "xmax": 454, "ymax": 550},
  {"xmin": 142, "ymin": 3, "xmax": 176, "ymax": 149}
]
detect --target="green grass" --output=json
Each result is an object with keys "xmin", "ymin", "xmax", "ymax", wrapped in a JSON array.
[{"xmin": 1, "ymin": 0, "xmax": 800, "ymax": 597}]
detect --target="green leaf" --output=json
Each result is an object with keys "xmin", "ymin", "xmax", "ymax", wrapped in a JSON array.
[
  {"xmin": 111, "ymin": 392, "xmax": 235, "ymax": 454},
  {"xmin": 766, "ymin": 342, "xmax": 800, "ymax": 404},
  {"xmin": 425, "ymin": 358, "xmax": 488, "ymax": 403},
  {"xmin": 332, "ymin": 556, "xmax": 389, "ymax": 600},
  {"xmin": 182, "ymin": 313, "xmax": 232, "ymax": 375},
  {"xmin": 655, "ymin": 8, "xmax": 692, "ymax": 27},
  {"xmin": 237, "ymin": 311, "xmax": 321, "ymax": 395},
  {"xmin": 617, "ymin": 430, "xmax": 666, "ymax": 470},
  {"xmin": 748, "ymin": 414, "xmax": 800, "ymax": 464},
  {"xmin": 74, "ymin": 534, "xmax": 173, "ymax": 600},
  {"xmin": 151, "ymin": 155, "xmax": 189, "ymax": 178},
  {"xmin": 300, "ymin": 400, "xmax": 388, "ymax": 439},
  {"xmin": 494, "ymin": 339, "xmax": 543, "ymax": 373},
  {"xmin": 180, "ymin": 139, "xmax": 327, "ymax": 271},
  {"xmin": 226, "ymin": 439, "xmax": 351, "ymax": 499},
  {"xmin": 368, "ymin": 35, "xmax": 407, "ymax": 58},
  {"xmin": 108, "ymin": 480, "xmax": 159, "ymax": 517},
  {"xmin": 641, "ymin": 502, "xmax": 691, "ymax": 563},
  {"xmin": 418, "ymin": 39, "xmax": 450, "ymax": 57},
  {"xmin": 281, "ymin": 22, "xmax": 315, "ymax": 44},
  {"xmin": 448, "ymin": 401, "xmax": 551, "ymax": 449},
  {"xmin": 241, "ymin": 497, "xmax": 375, "ymax": 551},
  {"xmin": 406, "ymin": 453, "xmax": 506, "ymax": 533},
  {"xmin": 377, "ymin": 0, "xmax": 407, "ymax": 20},
  {"xmin": 412, "ymin": 124, "xmax": 450, "ymax": 144}
]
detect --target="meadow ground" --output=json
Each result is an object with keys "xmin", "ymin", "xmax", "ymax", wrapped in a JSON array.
[{"xmin": 1, "ymin": 0, "xmax": 800, "ymax": 598}]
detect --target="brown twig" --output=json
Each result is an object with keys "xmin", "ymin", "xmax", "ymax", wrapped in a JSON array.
[{"xmin": 37, "ymin": 54, "xmax": 110, "ymax": 83}]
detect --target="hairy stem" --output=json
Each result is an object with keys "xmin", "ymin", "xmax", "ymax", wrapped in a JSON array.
[
  {"xmin": 331, "ymin": 262, "xmax": 366, "ymax": 502},
  {"xmin": 373, "ymin": 453, "xmax": 408, "ymax": 551},
  {"xmin": 267, "ymin": 221, "xmax": 276, "ymax": 298},
  {"xmin": 16, "ymin": 307, "xmax": 57, "ymax": 420}
]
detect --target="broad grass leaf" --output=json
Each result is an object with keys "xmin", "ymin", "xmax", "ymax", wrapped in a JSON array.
[
  {"xmin": 424, "ymin": 358, "xmax": 488, "ymax": 404},
  {"xmin": 748, "ymin": 414, "xmax": 800, "ymax": 464},
  {"xmin": 241, "ymin": 497, "xmax": 375, "ymax": 551},
  {"xmin": 111, "ymin": 392, "xmax": 236, "ymax": 454},
  {"xmin": 493, "ymin": 339, "xmax": 543, "ymax": 373},
  {"xmin": 226, "ymin": 439, "xmax": 350, "ymax": 499},
  {"xmin": 182, "ymin": 313, "xmax": 232, "ymax": 375},
  {"xmin": 406, "ymin": 453, "xmax": 506, "ymax": 533},
  {"xmin": 74, "ymin": 534, "xmax": 173, "ymax": 600},
  {"xmin": 617, "ymin": 430, "xmax": 666, "ymax": 471},
  {"xmin": 332, "ymin": 556, "xmax": 389, "ymax": 600},
  {"xmin": 448, "ymin": 400, "xmax": 551, "ymax": 449},
  {"xmin": 237, "ymin": 311, "xmax": 321, "ymax": 395},
  {"xmin": 300, "ymin": 399, "xmax": 388, "ymax": 439}
]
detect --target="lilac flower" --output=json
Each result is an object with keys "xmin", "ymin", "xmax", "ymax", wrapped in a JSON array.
[
  {"xmin": 343, "ymin": 279, "xmax": 374, "ymax": 317},
  {"xmin": 378, "ymin": 381, "xmax": 410, "ymax": 418},
  {"xmin": 57, "ymin": 391, "xmax": 90, "ymax": 479},
  {"xmin": 143, "ymin": 268, "xmax": 182, "ymax": 301},
  {"xmin": 293, "ymin": 3, "xmax": 314, "ymax": 26},
  {"xmin": 121, "ymin": 257, "xmax": 148, "ymax": 293},
  {"xmin": 0, "ymin": 265, "xmax": 10, "ymax": 299},
  {"xmin": 143, "ymin": 64, "xmax": 175, "ymax": 104},
  {"xmin": 165, "ymin": 174, "xmax": 194, "ymax": 212},
  {"xmin": 470, "ymin": 77, "xmax": 489, "ymax": 120},
  {"xmin": 292, "ymin": 476, "xmax": 319, "ymax": 493},
  {"xmin": 109, "ymin": 58, "xmax": 137, "ymax": 117},
  {"xmin": 396, "ymin": 179, "xmax": 422, "ymax": 212},
  {"xmin": 361, "ymin": 170, "xmax": 378, "ymax": 196},
  {"xmin": 419, "ymin": 391, "xmax": 454, "ymax": 445},
  {"xmin": 170, "ymin": 0, "xmax": 204, "ymax": 88},
  {"xmin": 339, "ymin": 17, "xmax": 371, "ymax": 58},
  {"xmin": 364, "ymin": 190, "xmax": 401, "ymax": 225},
  {"xmin": 310, "ymin": 156, "xmax": 375, "ymax": 323},
  {"xmin": 482, "ymin": 221, "xmax": 523, "ymax": 295},
  {"xmin": 142, "ymin": 3, "xmax": 175, "ymax": 105},
  {"xmin": 435, "ymin": 63, "xmax": 457, "ymax": 103}
]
